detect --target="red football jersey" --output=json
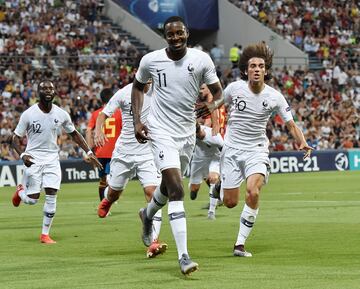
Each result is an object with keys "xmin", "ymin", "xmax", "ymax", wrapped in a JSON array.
[{"xmin": 87, "ymin": 107, "xmax": 122, "ymax": 158}]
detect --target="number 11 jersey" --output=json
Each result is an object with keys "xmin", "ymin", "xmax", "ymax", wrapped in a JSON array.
[{"xmin": 135, "ymin": 47, "xmax": 219, "ymax": 138}]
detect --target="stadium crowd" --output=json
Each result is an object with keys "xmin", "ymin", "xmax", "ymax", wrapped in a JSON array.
[
  {"xmin": 229, "ymin": 0, "xmax": 359, "ymax": 62},
  {"xmin": 1, "ymin": 0, "xmax": 359, "ymax": 161},
  {"xmin": 227, "ymin": 0, "xmax": 360, "ymax": 150},
  {"xmin": 0, "ymin": 0, "xmax": 139, "ymax": 160}
]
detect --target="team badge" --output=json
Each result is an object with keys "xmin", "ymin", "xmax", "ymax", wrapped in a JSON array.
[
  {"xmin": 159, "ymin": 151, "xmax": 164, "ymax": 160},
  {"xmin": 187, "ymin": 64, "xmax": 194, "ymax": 72}
]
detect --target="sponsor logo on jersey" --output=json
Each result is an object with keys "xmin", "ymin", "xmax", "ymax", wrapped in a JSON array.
[
  {"xmin": 262, "ymin": 100, "xmax": 268, "ymax": 108},
  {"xmin": 156, "ymin": 68, "xmax": 165, "ymax": 72},
  {"xmin": 54, "ymin": 119, "xmax": 59, "ymax": 124},
  {"xmin": 286, "ymin": 106, "xmax": 291, "ymax": 112}
]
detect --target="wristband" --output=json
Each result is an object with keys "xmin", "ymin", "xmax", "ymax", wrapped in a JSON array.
[
  {"xmin": 87, "ymin": 150, "xmax": 94, "ymax": 156},
  {"xmin": 19, "ymin": 152, "xmax": 29, "ymax": 159}
]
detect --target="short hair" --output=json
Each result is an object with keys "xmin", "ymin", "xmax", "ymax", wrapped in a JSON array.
[
  {"xmin": 100, "ymin": 88, "xmax": 113, "ymax": 104},
  {"xmin": 38, "ymin": 80, "xmax": 54, "ymax": 90},
  {"xmin": 163, "ymin": 16, "xmax": 187, "ymax": 32},
  {"xmin": 239, "ymin": 42, "xmax": 274, "ymax": 81}
]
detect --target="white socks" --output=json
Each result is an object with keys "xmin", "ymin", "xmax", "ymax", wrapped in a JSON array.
[
  {"xmin": 235, "ymin": 203, "xmax": 259, "ymax": 246},
  {"xmin": 42, "ymin": 195, "xmax": 57, "ymax": 235},
  {"xmin": 168, "ymin": 201, "xmax": 188, "ymax": 259},
  {"xmin": 146, "ymin": 186, "xmax": 168, "ymax": 219},
  {"xmin": 208, "ymin": 184, "xmax": 217, "ymax": 214},
  {"xmin": 19, "ymin": 189, "xmax": 38, "ymax": 205},
  {"xmin": 152, "ymin": 210, "xmax": 162, "ymax": 241},
  {"xmin": 103, "ymin": 186, "xmax": 109, "ymax": 200}
]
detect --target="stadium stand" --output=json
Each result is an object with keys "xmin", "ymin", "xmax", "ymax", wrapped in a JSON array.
[
  {"xmin": 223, "ymin": 0, "xmax": 360, "ymax": 150},
  {"xmin": 0, "ymin": 0, "xmax": 147, "ymax": 160},
  {"xmin": 0, "ymin": 0, "xmax": 359, "ymax": 161}
]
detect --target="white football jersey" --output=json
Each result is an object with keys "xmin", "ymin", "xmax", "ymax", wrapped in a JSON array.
[
  {"xmin": 224, "ymin": 80, "xmax": 293, "ymax": 152},
  {"xmin": 14, "ymin": 103, "xmax": 75, "ymax": 164},
  {"xmin": 194, "ymin": 125, "xmax": 223, "ymax": 159},
  {"xmin": 135, "ymin": 48, "xmax": 219, "ymax": 138},
  {"xmin": 102, "ymin": 83, "xmax": 152, "ymax": 157}
]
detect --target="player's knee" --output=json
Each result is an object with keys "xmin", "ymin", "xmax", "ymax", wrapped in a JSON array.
[
  {"xmin": 223, "ymin": 197, "xmax": 237, "ymax": 208},
  {"xmin": 143, "ymin": 186, "xmax": 156, "ymax": 201},
  {"xmin": 246, "ymin": 187, "xmax": 259, "ymax": 203},
  {"xmin": 222, "ymin": 188, "xmax": 239, "ymax": 208},
  {"xmin": 207, "ymin": 174, "xmax": 219, "ymax": 184}
]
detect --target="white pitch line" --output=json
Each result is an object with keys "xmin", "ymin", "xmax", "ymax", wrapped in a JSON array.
[
  {"xmin": 278, "ymin": 191, "xmax": 360, "ymax": 195},
  {"xmin": 263, "ymin": 200, "xmax": 360, "ymax": 203}
]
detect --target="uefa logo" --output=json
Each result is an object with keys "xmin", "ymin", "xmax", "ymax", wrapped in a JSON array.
[{"xmin": 334, "ymin": 153, "xmax": 349, "ymax": 171}]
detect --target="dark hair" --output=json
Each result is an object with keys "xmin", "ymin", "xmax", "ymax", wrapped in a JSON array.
[
  {"xmin": 38, "ymin": 80, "xmax": 54, "ymax": 90},
  {"xmin": 100, "ymin": 88, "xmax": 113, "ymax": 104},
  {"xmin": 163, "ymin": 16, "xmax": 187, "ymax": 32},
  {"xmin": 239, "ymin": 42, "xmax": 274, "ymax": 81}
]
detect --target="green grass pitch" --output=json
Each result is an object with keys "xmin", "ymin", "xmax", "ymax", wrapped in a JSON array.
[{"xmin": 0, "ymin": 171, "xmax": 359, "ymax": 289}]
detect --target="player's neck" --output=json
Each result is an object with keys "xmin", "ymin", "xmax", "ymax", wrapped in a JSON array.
[
  {"xmin": 165, "ymin": 47, "xmax": 187, "ymax": 61},
  {"xmin": 38, "ymin": 102, "xmax": 52, "ymax": 113},
  {"xmin": 248, "ymin": 81, "xmax": 265, "ymax": 94}
]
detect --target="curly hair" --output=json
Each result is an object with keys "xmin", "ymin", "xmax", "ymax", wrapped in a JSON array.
[{"xmin": 239, "ymin": 42, "xmax": 274, "ymax": 81}]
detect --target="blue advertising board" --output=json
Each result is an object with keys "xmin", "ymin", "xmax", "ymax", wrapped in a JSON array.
[
  {"xmin": 269, "ymin": 150, "xmax": 349, "ymax": 173},
  {"xmin": 0, "ymin": 150, "xmax": 357, "ymax": 187},
  {"xmin": 114, "ymin": 0, "xmax": 219, "ymax": 30}
]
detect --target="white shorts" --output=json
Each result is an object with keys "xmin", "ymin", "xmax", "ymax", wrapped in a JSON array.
[
  {"xmin": 189, "ymin": 156, "xmax": 220, "ymax": 185},
  {"xmin": 22, "ymin": 162, "xmax": 62, "ymax": 194},
  {"xmin": 150, "ymin": 133, "xmax": 195, "ymax": 174},
  {"xmin": 220, "ymin": 145, "xmax": 270, "ymax": 189},
  {"xmin": 108, "ymin": 154, "xmax": 161, "ymax": 191}
]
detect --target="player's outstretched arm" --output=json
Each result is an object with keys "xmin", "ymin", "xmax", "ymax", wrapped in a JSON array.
[
  {"xmin": 94, "ymin": 112, "xmax": 108, "ymax": 147},
  {"xmin": 131, "ymin": 78, "xmax": 149, "ymax": 143},
  {"xmin": 69, "ymin": 130, "xmax": 103, "ymax": 169},
  {"xmin": 286, "ymin": 120, "xmax": 314, "ymax": 159}
]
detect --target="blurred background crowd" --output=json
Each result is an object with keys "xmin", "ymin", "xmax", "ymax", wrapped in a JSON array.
[{"xmin": 0, "ymin": 0, "xmax": 359, "ymax": 161}]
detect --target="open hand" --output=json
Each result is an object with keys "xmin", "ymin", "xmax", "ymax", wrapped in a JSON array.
[
  {"xmin": 87, "ymin": 154, "xmax": 103, "ymax": 170},
  {"xmin": 300, "ymin": 144, "xmax": 314, "ymax": 160}
]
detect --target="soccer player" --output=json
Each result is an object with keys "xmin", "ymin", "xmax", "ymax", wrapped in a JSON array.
[
  {"xmin": 131, "ymin": 16, "xmax": 223, "ymax": 274},
  {"xmin": 8, "ymin": 80, "xmax": 103, "ymax": 244},
  {"xmin": 85, "ymin": 88, "xmax": 122, "ymax": 201},
  {"xmin": 189, "ymin": 122, "xmax": 223, "ymax": 220},
  {"xmin": 94, "ymin": 82, "xmax": 167, "ymax": 258},
  {"xmin": 200, "ymin": 42, "xmax": 313, "ymax": 257}
]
